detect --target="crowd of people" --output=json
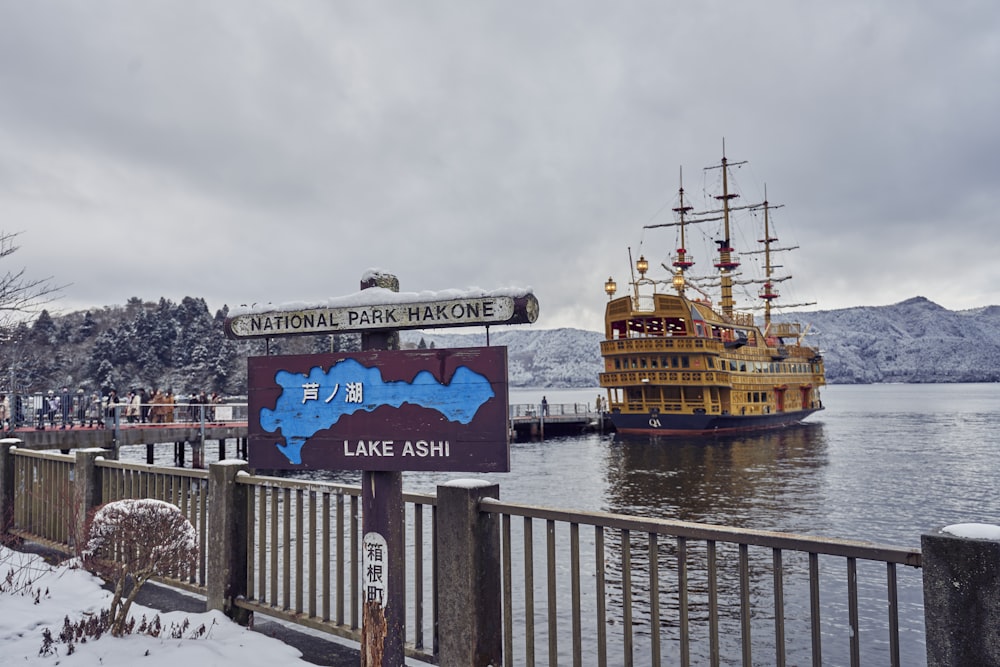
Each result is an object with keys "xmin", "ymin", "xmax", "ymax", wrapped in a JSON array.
[{"xmin": 0, "ymin": 388, "xmax": 227, "ymax": 431}]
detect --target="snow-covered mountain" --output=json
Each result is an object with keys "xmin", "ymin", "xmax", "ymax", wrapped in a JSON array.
[
  {"xmin": 403, "ymin": 297, "xmax": 1000, "ymax": 386},
  {"xmin": 784, "ymin": 296, "xmax": 1000, "ymax": 384},
  {"xmin": 401, "ymin": 328, "xmax": 605, "ymax": 387}
]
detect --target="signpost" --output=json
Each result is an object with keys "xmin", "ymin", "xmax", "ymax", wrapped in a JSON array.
[{"xmin": 226, "ymin": 272, "xmax": 536, "ymax": 666}]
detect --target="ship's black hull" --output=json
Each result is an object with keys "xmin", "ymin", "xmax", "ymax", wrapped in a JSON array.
[{"xmin": 607, "ymin": 407, "xmax": 823, "ymax": 435}]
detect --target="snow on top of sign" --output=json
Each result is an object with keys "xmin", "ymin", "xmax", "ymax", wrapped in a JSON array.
[{"xmin": 230, "ymin": 285, "xmax": 534, "ymax": 316}]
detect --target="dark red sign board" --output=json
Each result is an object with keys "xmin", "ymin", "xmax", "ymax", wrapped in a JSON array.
[{"xmin": 247, "ymin": 346, "xmax": 509, "ymax": 472}]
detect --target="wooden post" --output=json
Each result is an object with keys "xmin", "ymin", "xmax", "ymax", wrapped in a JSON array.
[
  {"xmin": 359, "ymin": 271, "xmax": 405, "ymax": 667},
  {"xmin": 207, "ymin": 460, "xmax": 251, "ymax": 625},
  {"xmin": 0, "ymin": 438, "xmax": 20, "ymax": 535},
  {"xmin": 73, "ymin": 448, "xmax": 109, "ymax": 552},
  {"xmin": 192, "ymin": 439, "xmax": 204, "ymax": 469}
]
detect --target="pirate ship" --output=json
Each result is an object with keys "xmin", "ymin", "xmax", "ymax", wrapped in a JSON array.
[{"xmin": 599, "ymin": 151, "xmax": 825, "ymax": 434}]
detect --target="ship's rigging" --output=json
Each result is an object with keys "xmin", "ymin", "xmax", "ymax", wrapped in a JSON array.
[{"xmin": 640, "ymin": 151, "xmax": 815, "ymax": 325}]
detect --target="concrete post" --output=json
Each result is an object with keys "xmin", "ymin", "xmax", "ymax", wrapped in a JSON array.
[
  {"xmin": 207, "ymin": 459, "xmax": 251, "ymax": 625},
  {"xmin": 73, "ymin": 448, "xmax": 109, "ymax": 552},
  {"xmin": 0, "ymin": 438, "xmax": 21, "ymax": 534},
  {"xmin": 922, "ymin": 523, "xmax": 1000, "ymax": 666},
  {"xmin": 436, "ymin": 479, "xmax": 502, "ymax": 667}
]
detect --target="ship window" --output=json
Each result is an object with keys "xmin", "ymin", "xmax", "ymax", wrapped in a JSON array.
[
  {"xmin": 681, "ymin": 356, "xmax": 690, "ymax": 368},
  {"xmin": 706, "ymin": 358, "xmax": 714, "ymax": 369},
  {"xmin": 650, "ymin": 358, "xmax": 658, "ymax": 368},
  {"xmin": 614, "ymin": 359, "xmax": 621, "ymax": 370},
  {"xmin": 640, "ymin": 358, "xmax": 648, "ymax": 369},
  {"xmin": 740, "ymin": 362, "xmax": 747, "ymax": 372},
  {"xmin": 665, "ymin": 317, "xmax": 687, "ymax": 336},
  {"xmin": 671, "ymin": 357, "xmax": 680, "ymax": 368},
  {"xmin": 630, "ymin": 358, "xmax": 638, "ymax": 369}
]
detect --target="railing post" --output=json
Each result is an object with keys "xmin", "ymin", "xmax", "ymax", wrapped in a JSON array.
[
  {"xmin": 73, "ymin": 448, "xmax": 109, "ymax": 552},
  {"xmin": 207, "ymin": 460, "xmax": 251, "ymax": 625},
  {"xmin": 436, "ymin": 479, "xmax": 502, "ymax": 666},
  {"xmin": 922, "ymin": 523, "xmax": 1000, "ymax": 666},
  {"xmin": 0, "ymin": 438, "xmax": 21, "ymax": 534}
]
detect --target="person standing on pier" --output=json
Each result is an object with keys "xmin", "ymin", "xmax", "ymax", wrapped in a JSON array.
[
  {"xmin": 105, "ymin": 390, "xmax": 120, "ymax": 430},
  {"xmin": 0, "ymin": 393, "xmax": 8, "ymax": 432},
  {"xmin": 126, "ymin": 390, "xmax": 140, "ymax": 423},
  {"xmin": 46, "ymin": 390, "xmax": 57, "ymax": 427},
  {"xmin": 59, "ymin": 386, "xmax": 72, "ymax": 428},
  {"xmin": 87, "ymin": 392, "xmax": 103, "ymax": 427},
  {"xmin": 76, "ymin": 389, "xmax": 86, "ymax": 426}
]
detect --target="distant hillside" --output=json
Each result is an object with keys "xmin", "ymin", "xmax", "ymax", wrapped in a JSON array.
[
  {"xmin": 2, "ymin": 295, "xmax": 997, "ymax": 395},
  {"xmin": 782, "ymin": 296, "xmax": 1000, "ymax": 384},
  {"xmin": 399, "ymin": 328, "xmax": 604, "ymax": 387}
]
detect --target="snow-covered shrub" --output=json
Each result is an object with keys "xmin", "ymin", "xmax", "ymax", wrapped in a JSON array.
[{"xmin": 82, "ymin": 499, "xmax": 198, "ymax": 636}]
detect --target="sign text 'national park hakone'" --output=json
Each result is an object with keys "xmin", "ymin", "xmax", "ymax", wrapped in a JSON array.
[{"xmin": 225, "ymin": 293, "xmax": 538, "ymax": 339}]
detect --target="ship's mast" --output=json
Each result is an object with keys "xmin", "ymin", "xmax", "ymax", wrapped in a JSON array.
[
  {"xmin": 711, "ymin": 153, "xmax": 742, "ymax": 318},
  {"xmin": 757, "ymin": 191, "xmax": 780, "ymax": 327},
  {"xmin": 671, "ymin": 168, "xmax": 694, "ymax": 295}
]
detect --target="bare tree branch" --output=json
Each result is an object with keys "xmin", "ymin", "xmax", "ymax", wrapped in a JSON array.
[{"xmin": 0, "ymin": 231, "xmax": 68, "ymax": 327}]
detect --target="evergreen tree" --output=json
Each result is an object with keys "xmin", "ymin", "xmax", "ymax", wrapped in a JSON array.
[
  {"xmin": 31, "ymin": 309, "xmax": 56, "ymax": 344},
  {"xmin": 77, "ymin": 311, "xmax": 97, "ymax": 341}
]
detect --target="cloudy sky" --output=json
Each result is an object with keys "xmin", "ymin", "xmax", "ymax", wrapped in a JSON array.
[{"xmin": 2, "ymin": 1, "xmax": 998, "ymax": 332}]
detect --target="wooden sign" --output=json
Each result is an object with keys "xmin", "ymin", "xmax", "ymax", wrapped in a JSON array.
[
  {"xmin": 247, "ymin": 346, "xmax": 509, "ymax": 472},
  {"xmin": 225, "ymin": 292, "xmax": 538, "ymax": 339}
]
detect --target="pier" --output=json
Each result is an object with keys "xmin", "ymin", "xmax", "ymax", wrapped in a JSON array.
[
  {"xmin": 5, "ymin": 401, "xmax": 611, "ymax": 457},
  {"xmin": 507, "ymin": 402, "xmax": 608, "ymax": 439}
]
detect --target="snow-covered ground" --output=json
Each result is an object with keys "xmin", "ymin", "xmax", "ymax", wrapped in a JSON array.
[{"xmin": 1, "ymin": 546, "xmax": 312, "ymax": 666}]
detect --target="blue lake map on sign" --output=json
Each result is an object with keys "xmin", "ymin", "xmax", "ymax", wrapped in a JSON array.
[{"xmin": 259, "ymin": 358, "xmax": 495, "ymax": 464}]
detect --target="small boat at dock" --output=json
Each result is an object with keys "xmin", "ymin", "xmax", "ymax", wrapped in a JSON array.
[{"xmin": 599, "ymin": 149, "xmax": 826, "ymax": 435}]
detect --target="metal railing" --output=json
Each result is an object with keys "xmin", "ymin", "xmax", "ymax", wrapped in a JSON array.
[
  {"xmin": 4, "ymin": 399, "xmax": 249, "ymax": 430},
  {"xmin": 509, "ymin": 403, "xmax": 595, "ymax": 418},
  {"xmin": 233, "ymin": 473, "xmax": 440, "ymax": 662},
  {"xmin": 484, "ymin": 499, "xmax": 922, "ymax": 667},
  {"xmin": 5, "ymin": 446, "xmax": 924, "ymax": 666}
]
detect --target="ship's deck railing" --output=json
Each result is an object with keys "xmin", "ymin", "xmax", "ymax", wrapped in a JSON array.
[
  {"xmin": 601, "ymin": 337, "xmax": 723, "ymax": 355},
  {"xmin": 600, "ymin": 370, "xmax": 730, "ymax": 389}
]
